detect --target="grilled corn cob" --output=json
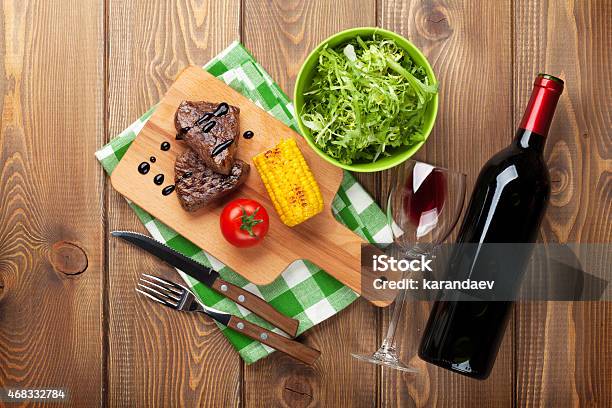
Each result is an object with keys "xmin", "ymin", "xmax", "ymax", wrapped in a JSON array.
[{"xmin": 253, "ymin": 138, "xmax": 323, "ymax": 227}]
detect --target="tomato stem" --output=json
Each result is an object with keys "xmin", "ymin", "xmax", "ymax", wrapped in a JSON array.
[{"xmin": 239, "ymin": 206, "xmax": 263, "ymax": 237}]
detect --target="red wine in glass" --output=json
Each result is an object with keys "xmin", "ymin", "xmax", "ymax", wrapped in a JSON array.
[{"xmin": 403, "ymin": 164, "xmax": 447, "ymax": 235}]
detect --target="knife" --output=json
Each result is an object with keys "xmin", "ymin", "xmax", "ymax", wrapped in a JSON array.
[{"xmin": 112, "ymin": 231, "xmax": 300, "ymax": 337}]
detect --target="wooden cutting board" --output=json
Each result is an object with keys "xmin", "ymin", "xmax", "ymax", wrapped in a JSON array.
[{"xmin": 111, "ymin": 66, "xmax": 391, "ymax": 306}]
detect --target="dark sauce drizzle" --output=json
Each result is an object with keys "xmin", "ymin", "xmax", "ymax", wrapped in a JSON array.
[
  {"xmin": 162, "ymin": 185, "xmax": 175, "ymax": 196},
  {"xmin": 138, "ymin": 162, "xmax": 150, "ymax": 175},
  {"xmin": 153, "ymin": 174, "xmax": 164, "ymax": 185},
  {"xmin": 161, "ymin": 141, "xmax": 171, "ymax": 151},
  {"xmin": 195, "ymin": 112, "xmax": 213, "ymax": 127},
  {"xmin": 149, "ymin": 156, "xmax": 156, "ymax": 163},
  {"xmin": 176, "ymin": 172, "xmax": 192, "ymax": 183},
  {"xmin": 202, "ymin": 121, "xmax": 216, "ymax": 133},
  {"xmin": 213, "ymin": 102, "xmax": 229, "ymax": 117},
  {"xmin": 211, "ymin": 140, "xmax": 234, "ymax": 157},
  {"xmin": 243, "ymin": 130, "xmax": 254, "ymax": 139},
  {"xmin": 188, "ymin": 102, "xmax": 229, "ymax": 131}
]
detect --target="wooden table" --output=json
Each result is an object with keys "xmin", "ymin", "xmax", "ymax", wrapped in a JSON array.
[{"xmin": 0, "ymin": 1, "xmax": 610, "ymax": 406}]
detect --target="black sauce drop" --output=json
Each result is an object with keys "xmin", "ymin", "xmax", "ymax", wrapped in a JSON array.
[
  {"xmin": 149, "ymin": 156, "xmax": 156, "ymax": 163},
  {"xmin": 161, "ymin": 141, "xmax": 171, "ymax": 151},
  {"xmin": 153, "ymin": 174, "xmax": 164, "ymax": 185},
  {"xmin": 177, "ymin": 171, "xmax": 192, "ymax": 183},
  {"xmin": 211, "ymin": 139, "xmax": 234, "ymax": 157},
  {"xmin": 138, "ymin": 162, "xmax": 150, "ymax": 175},
  {"xmin": 213, "ymin": 102, "xmax": 229, "ymax": 117},
  {"xmin": 202, "ymin": 121, "xmax": 216, "ymax": 133},
  {"xmin": 243, "ymin": 130, "xmax": 254, "ymax": 139},
  {"xmin": 195, "ymin": 112, "xmax": 213, "ymax": 127},
  {"xmin": 162, "ymin": 185, "xmax": 175, "ymax": 196}
]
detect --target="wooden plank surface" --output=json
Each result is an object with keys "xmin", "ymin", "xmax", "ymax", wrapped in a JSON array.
[
  {"xmin": 241, "ymin": 1, "xmax": 380, "ymax": 407},
  {"xmin": 514, "ymin": 0, "xmax": 612, "ymax": 407},
  {"xmin": 106, "ymin": 1, "xmax": 242, "ymax": 407},
  {"xmin": 0, "ymin": 0, "xmax": 105, "ymax": 406},
  {"xmin": 0, "ymin": 0, "xmax": 610, "ymax": 406}
]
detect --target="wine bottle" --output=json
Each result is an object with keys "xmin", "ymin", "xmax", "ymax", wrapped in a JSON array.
[{"xmin": 418, "ymin": 74, "xmax": 564, "ymax": 379}]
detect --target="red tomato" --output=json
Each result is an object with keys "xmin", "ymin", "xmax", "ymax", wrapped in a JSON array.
[{"xmin": 220, "ymin": 199, "xmax": 269, "ymax": 248}]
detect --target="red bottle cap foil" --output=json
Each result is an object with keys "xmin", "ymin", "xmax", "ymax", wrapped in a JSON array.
[{"xmin": 519, "ymin": 74, "xmax": 564, "ymax": 137}]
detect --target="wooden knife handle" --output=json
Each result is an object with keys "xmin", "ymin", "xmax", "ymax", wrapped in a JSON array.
[
  {"xmin": 212, "ymin": 278, "xmax": 300, "ymax": 337},
  {"xmin": 227, "ymin": 316, "xmax": 320, "ymax": 365}
]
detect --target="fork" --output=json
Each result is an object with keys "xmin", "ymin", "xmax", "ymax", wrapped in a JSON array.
[{"xmin": 136, "ymin": 274, "xmax": 321, "ymax": 365}]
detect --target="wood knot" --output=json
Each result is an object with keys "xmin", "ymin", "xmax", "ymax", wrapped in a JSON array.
[
  {"xmin": 0, "ymin": 274, "xmax": 4, "ymax": 299},
  {"xmin": 549, "ymin": 167, "xmax": 568, "ymax": 194},
  {"xmin": 282, "ymin": 377, "xmax": 314, "ymax": 408},
  {"xmin": 416, "ymin": 4, "xmax": 453, "ymax": 41},
  {"xmin": 548, "ymin": 140, "xmax": 573, "ymax": 207},
  {"xmin": 50, "ymin": 241, "xmax": 88, "ymax": 276}
]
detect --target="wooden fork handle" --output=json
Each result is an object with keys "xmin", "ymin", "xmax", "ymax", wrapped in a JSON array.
[
  {"xmin": 212, "ymin": 278, "xmax": 300, "ymax": 337},
  {"xmin": 227, "ymin": 316, "xmax": 320, "ymax": 366}
]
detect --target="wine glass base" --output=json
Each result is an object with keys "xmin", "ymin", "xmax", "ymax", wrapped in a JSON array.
[{"xmin": 351, "ymin": 351, "xmax": 418, "ymax": 373}]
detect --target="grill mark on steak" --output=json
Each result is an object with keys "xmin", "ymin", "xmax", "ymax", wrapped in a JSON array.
[
  {"xmin": 175, "ymin": 148, "xmax": 249, "ymax": 212},
  {"xmin": 175, "ymin": 101, "xmax": 240, "ymax": 175}
]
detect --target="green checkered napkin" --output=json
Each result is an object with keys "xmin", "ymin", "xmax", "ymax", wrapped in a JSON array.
[{"xmin": 96, "ymin": 41, "xmax": 392, "ymax": 364}]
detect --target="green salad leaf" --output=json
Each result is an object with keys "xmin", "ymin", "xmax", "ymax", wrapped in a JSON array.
[{"xmin": 300, "ymin": 36, "xmax": 438, "ymax": 165}]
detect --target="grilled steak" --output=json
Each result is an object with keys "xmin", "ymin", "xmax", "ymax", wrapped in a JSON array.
[
  {"xmin": 175, "ymin": 101, "xmax": 240, "ymax": 175},
  {"xmin": 175, "ymin": 148, "xmax": 249, "ymax": 212}
]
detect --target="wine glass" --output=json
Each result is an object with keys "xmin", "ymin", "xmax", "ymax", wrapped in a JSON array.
[{"xmin": 352, "ymin": 160, "xmax": 467, "ymax": 372}]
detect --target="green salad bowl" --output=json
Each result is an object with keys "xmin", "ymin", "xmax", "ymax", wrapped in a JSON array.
[{"xmin": 293, "ymin": 27, "xmax": 438, "ymax": 172}]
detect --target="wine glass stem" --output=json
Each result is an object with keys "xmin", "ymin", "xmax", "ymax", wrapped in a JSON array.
[{"xmin": 382, "ymin": 284, "xmax": 408, "ymax": 350}]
